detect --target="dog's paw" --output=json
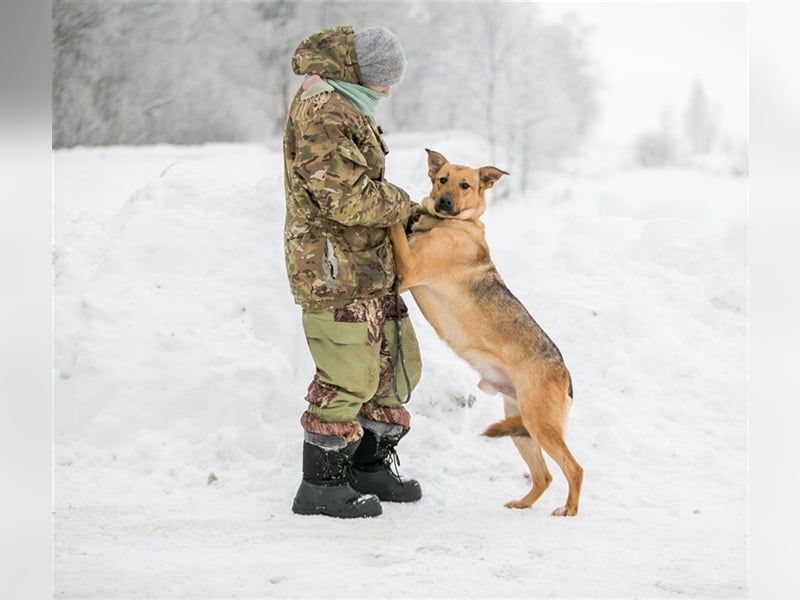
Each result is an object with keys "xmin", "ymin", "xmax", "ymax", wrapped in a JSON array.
[
  {"xmin": 504, "ymin": 499, "xmax": 531, "ymax": 509},
  {"xmin": 403, "ymin": 215, "xmax": 419, "ymax": 236},
  {"xmin": 551, "ymin": 505, "xmax": 578, "ymax": 517}
]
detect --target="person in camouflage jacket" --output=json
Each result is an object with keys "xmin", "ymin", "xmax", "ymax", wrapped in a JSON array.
[{"xmin": 283, "ymin": 26, "xmax": 423, "ymax": 518}]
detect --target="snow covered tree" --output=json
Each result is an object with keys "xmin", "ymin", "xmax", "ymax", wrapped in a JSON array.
[
  {"xmin": 53, "ymin": 1, "xmax": 105, "ymax": 147},
  {"xmin": 634, "ymin": 107, "xmax": 678, "ymax": 168},
  {"xmin": 684, "ymin": 80, "xmax": 717, "ymax": 155},
  {"xmin": 53, "ymin": 1, "xmax": 598, "ymax": 180}
]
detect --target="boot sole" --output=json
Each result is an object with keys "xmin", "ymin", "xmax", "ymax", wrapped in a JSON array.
[
  {"xmin": 292, "ymin": 480, "xmax": 383, "ymax": 518},
  {"xmin": 292, "ymin": 500, "xmax": 383, "ymax": 518}
]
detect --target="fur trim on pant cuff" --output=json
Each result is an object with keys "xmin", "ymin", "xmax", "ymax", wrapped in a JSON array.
[
  {"xmin": 357, "ymin": 401, "xmax": 411, "ymax": 430},
  {"xmin": 300, "ymin": 411, "xmax": 363, "ymax": 444}
]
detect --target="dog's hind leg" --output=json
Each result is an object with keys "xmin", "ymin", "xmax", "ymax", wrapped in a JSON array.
[
  {"xmin": 519, "ymin": 379, "xmax": 583, "ymax": 517},
  {"xmin": 501, "ymin": 396, "xmax": 553, "ymax": 510}
]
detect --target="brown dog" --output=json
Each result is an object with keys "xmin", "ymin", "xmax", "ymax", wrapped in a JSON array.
[{"xmin": 388, "ymin": 149, "xmax": 583, "ymax": 516}]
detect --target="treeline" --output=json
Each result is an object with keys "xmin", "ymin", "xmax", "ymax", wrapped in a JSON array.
[{"xmin": 53, "ymin": 1, "xmax": 598, "ymax": 183}]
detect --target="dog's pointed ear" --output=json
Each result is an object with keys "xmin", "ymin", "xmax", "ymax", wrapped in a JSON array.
[
  {"xmin": 479, "ymin": 166, "xmax": 510, "ymax": 191},
  {"xmin": 425, "ymin": 149, "xmax": 448, "ymax": 178}
]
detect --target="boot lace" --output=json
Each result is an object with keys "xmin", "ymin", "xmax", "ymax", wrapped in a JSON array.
[{"xmin": 385, "ymin": 445, "xmax": 404, "ymax": 486}]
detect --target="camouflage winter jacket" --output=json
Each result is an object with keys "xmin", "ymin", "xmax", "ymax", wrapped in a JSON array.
[{"xmin": 283, "ymin": 26, "xmax": 411, "ymax": 310}]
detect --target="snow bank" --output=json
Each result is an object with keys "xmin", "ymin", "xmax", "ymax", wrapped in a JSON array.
[{"xmin": 54, "ymin": 136, "xmax": 747, "ymax": 598}]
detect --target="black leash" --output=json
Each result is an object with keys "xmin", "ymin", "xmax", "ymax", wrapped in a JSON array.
[{"xmin": 391, "ymin": 290, "xmax": 413, "ymax": 405}]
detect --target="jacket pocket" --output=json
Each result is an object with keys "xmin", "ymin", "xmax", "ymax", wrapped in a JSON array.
[
  {"xmin": 338, "ymin": 140, "xmax": 369, "ymax": 168},
  {"xmin": 328, "ymin": 236, "xmax": 394, "ymax": 300}
]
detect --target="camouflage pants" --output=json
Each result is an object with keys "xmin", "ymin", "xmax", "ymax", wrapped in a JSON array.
[{"xmin": 300, "ymin": 294, "xmax": 422, "ymax": 444}]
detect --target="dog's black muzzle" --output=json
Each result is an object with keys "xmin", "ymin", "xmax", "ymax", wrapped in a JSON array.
[{"xmin": 435, "ymin": 194, "xmax": 458, "ymax": 216}]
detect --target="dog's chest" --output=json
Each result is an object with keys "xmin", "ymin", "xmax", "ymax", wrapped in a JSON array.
[
  {"xmin": 409, "ymin": 285, "xmax": 473, "ymax": 348},
  {"xmin": 409, "ymin": 222, "xmax": 488, "ymax": 266}
]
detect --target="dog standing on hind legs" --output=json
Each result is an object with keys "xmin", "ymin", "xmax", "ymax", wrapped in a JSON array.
[{"xmin": 388, "ymin": 149, "xmax": 583, "ymax": 516}]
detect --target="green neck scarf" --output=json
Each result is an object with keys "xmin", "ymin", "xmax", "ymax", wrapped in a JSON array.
[{"xmin": 328, "ymin": 80, "xmax": 387, "ymax": 116}]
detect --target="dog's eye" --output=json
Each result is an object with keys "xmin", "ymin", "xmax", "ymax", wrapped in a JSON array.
[
  {"xmin": 438, "ymin": 177, "xmax": 448, "ymax": 185},
  {"xmin": 460, "ymin": 182, "xmax": 470, "ymax": 190}
]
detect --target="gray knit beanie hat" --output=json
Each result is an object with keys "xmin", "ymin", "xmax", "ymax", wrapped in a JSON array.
[{"xmin": 353, "ymin": 26, "xmax": 406, "ymax": 87}]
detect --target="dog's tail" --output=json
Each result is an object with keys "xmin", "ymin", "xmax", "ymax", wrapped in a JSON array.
[{"xmin": 482, "ymin": 416, "xmax": 530, "ymax": 438}]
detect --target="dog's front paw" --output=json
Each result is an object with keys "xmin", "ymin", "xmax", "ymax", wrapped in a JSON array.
[
  {"xmin": 504, "ymin": 499, "xmax": 531, "ymax": 510},
  {"xmin": 404, "ymin": 203, "xmax": 426, "ymax": 235}
]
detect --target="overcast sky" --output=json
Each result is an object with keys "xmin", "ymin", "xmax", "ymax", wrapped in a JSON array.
[{"xmin": 539, "ymin": 2, "xmax": 748, "ymax": 146}]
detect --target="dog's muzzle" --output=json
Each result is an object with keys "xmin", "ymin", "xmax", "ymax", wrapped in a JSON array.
[{"xmin": 435, "ymin": 194, "xmax": 458, "ymax": 216}]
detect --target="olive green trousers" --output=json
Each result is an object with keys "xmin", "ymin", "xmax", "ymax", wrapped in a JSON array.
[{"xmin": 300, "ymin": 294, "xmax": 422, "ymax": 442}]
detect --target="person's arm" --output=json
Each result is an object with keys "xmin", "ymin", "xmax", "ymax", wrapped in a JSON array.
[{"xmin": 293, "ymin": 112, "xmax": 410, "ymax": 227}]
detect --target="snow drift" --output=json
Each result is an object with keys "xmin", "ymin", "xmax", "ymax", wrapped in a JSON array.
[{"xmin": 54, "ymin": 134, "xmax": 747, "ymax": 598}]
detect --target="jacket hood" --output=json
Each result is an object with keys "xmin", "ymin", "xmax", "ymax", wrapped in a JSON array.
[{"xmin": 291, "ymin": 26, "xmax": 361, "ymax": 84}]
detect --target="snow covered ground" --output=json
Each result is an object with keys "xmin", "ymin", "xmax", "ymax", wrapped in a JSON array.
[{"xmin": 53, "ymin": 133, "xmax": 747, "ymax": 599}]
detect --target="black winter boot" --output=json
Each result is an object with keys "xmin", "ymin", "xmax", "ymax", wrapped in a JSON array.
[
  {"xmin": 349, "ymin": 419, "xmax": 422, "ymax": 503},
  {"xmin": 292, "ymin": 434, "xmax": 382, "ymax": 518}
]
